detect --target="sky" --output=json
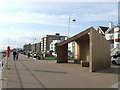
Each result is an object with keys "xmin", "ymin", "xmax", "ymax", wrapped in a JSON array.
[{"xmin": 0, "ymin": 0, "xmax": 119, "ymax": 50}]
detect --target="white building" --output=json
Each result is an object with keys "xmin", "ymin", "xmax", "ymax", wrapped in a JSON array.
[
  {"xmin": 98, "ymin": 22, "xmax": 120, "ymax": 49},
  {"xmin": 68, "ymin": 42, "xmax": 75, "ymax": 53},
  {"xmin": 114, "ymin": 27, "xmax": 120, "ymax": 48},
  {"xmin": 50, "ymin": 40, "xmax": 75, "ymax": 53},
  {"xmin": 40, "ymin": 33, "xmax": 67, "ymax": 52},
  {"xmin": 50, "ymin": 40, "xmax": 61, "ymax": 52},
  {"xmin": 105, "ymin": 25, "xmax": 120, "ymax": 49}
]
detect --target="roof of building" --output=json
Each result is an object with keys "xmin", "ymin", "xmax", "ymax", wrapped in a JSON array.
[
  {"xmin": 107, "ymin": 28, "xmax": 114, "ymax": 33},
  {"xmin": 58, "ymin": 27, "xmax": 92, "ymax": 46},
  {"xmin": 98, "ymin": 26, "xmax": 109, "ymax": 33}
]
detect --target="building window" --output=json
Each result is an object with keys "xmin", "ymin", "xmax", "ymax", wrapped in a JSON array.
[
  {"xmin": 51, "ymin": 44, "xmax": 53, "ymax": 46},
  {"xmin": 110, "ymin": 35, "xmax": 114, "ymax": 39},
  {"xmin": 52, "ymin": 37, "xmax": 56, "ymax": 40},
  {"xmin": 116, "ymin": 44, "xmax": 119, "ymax": 47},
  {"xmin": 118, "ymin": 35, "xmax": 120, "ymax": 38},
  {"xmin": 44, "ymin": 38, "xmax": 46, "ymax": 40},
  {"xmin": 62, "ymin": 37, "xmax": 65, "ymax": 40},
  {"xmin": 111, "ymin": 44, "xmax": 114, "ymax": 48}
]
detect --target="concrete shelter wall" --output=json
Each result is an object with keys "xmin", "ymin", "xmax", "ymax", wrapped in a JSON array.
[
  {"xmin": 79, "ymin": 41, "xmax": 89, "ymax": 61},
  {"xmin": 57, "ymin": 27, "xmax": 111, "ymax": 72},
  {"xmin": 57, "ymin": 44, "xmax": 68, "ymax": 63},
  {"xmin": 75, "ymin": 41, "xmax": 89, "ymax": 61},
  {"xmin": 90, "ymin": 28, "xmax": 111, "ymax": 72},
  {"xmin": 74, "ymin": 41, "xmax": 80, "ymax": 60}
]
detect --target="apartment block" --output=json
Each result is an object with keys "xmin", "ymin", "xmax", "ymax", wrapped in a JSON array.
[
  {"xmin": 23, "ymin": 43, "xmax": 32, "ymax": 52},
  {"xmin": 40, "ymin": 33, "xmax": 67, "ymax": 52},
  {"xmin": 36, "ymin": 42, "xmax": 41, "ymax": 53},
  {"xmin": 31, "ymin": 43, "xmax": 37, "ymax": 52}
]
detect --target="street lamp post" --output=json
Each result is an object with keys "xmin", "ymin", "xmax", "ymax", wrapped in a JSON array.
[
  {"xmin": 68, "ymin": 15, "xmax": 76, "ymax": 39},
  {"xmin": 33, "ymin": 37, "xmax": 36, "ymax": 44}
]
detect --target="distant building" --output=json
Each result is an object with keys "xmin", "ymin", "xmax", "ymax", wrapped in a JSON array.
[
  {"xmin": 98, "ymin": 22, "xmax": 120, "ymax": 49},
  {"xmin": 68, "ymin": 42, "xmax": 75, "ymax": 53},
  {"xmin": 50, "ymin": 40, "xmax": 61, "ymax": 52},
  {"xmin": 31, "ymin": 43, "xmax": 37, "ymax": 52},
  {"xmin": 23, "ymin": 43, "xmax": 32, "ymax": 52},
  {"xmin": 36, "ymin": 42, "xmax": 41, "ymax": 53},
  {"xmin": 40, "ymin": 33, "xmax": 67, "ymax": 52},
  {"xmin": 113, "ymin": 26, "xmax": 120, "ymax": 48},
  {"xmin": 50, "ymin": 40, "xmax": 75, "ymax": 57},
  {"xmin": 97, "ymin": 26, "xmax": 109, "ymax": 35}
]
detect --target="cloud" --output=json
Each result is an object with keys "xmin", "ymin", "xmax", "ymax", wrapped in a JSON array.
[
  {"xmin": 0, "ymin": 1, "xmax": 118, "ymax": 50},
  {"xmin": 0, "ymin": 30, "xmax": 58, "ymax": 50},
  {"xmin": 1, "ymin": 0, "xmax": 118, "ymax": 2},
  {"xmin": 77, "ymin": 11, "xmax": 117, "ymax": 22},
  {"xmin": 0, "ymin": 1, "xmax": 117, "ymax": 25},
  {"xmin": 0, "ymin": 12, "xmax": 79, "ymax": 28}
]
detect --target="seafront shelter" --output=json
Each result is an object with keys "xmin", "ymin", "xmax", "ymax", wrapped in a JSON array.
[{"xmin": 57, "ymin": 27, "xmax": 111, "ymax": 72}]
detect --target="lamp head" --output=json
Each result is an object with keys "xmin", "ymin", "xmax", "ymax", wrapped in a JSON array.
[{"xmin": 73, "ymin": 19, "xmax": 76, "ymax": 22}]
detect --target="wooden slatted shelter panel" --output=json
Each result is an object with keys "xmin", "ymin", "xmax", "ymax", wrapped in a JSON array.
[{"xmin": 89, "ymin": 28, "xmax": 111, "ymax": 72}]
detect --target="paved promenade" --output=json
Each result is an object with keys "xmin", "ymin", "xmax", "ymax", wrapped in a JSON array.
[
  {"xmin": 2, "ymin": 54, "xmax": 119, "ymax": 88},
  {"xmin": 0, "ymin": 53, "xmax": 3, "ymax": 61}
]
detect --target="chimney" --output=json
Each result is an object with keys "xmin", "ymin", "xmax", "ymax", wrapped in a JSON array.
[
  {"xmin": 55, "ymin": 33, "xmax": 60, "ymax": 36},
  {"xmin": 109, "ymin": 22, "xmax": 113, "ymax": 29}
]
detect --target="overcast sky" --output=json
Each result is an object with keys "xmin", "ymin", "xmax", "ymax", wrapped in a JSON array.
[{"xmin": 0, "ymin": 0, "xmax": 119, "ymax": 50}]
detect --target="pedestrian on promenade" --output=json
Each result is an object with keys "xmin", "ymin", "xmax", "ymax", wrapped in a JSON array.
[
  {"xmin": 13, "ymin": 49, "xmax": 17, "ymax": 60},
  {"xmin": 2, "ymin": 52, "xmax": 6, "ymax": 59},
  {"xmin": 27, "ymin": 51, "xmax": 30, "ymax": 58},
  {"xmin": 16, "ymin": 49, "xmax": 19, "ymax": 60}
]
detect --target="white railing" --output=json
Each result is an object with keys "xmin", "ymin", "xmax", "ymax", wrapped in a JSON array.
[
  {"xmin": 0, "ymin": 56, "xmax": 8, "ymax": 80},
  {"xmin": 111, "ymin": 47, "xmax": 120, "ymax": 56}
]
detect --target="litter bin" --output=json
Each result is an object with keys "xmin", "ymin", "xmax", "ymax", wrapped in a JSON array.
[{"xmin": 37, "ymin": 57, "xmax": 41, "ymax": 60}]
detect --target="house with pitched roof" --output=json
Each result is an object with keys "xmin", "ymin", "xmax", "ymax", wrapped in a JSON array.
[
  {"xmin": 97, "ymin": 26, "xmax": 109, "ymax": 35},
  {"xmin": 97, "ymin": 22, "xmax": 120, "ymax": 49}
]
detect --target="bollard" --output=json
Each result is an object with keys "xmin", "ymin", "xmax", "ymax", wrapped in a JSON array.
[{"xmin": 7, "ymin": 57, "xmax": 10, "ymax": 70}]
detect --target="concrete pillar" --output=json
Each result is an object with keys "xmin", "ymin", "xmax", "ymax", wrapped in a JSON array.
[
  {"xmin": 74, "ymin": 40, "xmax": 89, "ymax": 61},
  {"xmin": 74, "ymin": 41, "xmax": 81, "ymax": 60},
  {"xmin": 79, "ymin": 41, "xmax": 89, "ymax": 61},
  {"xmin": 57, "ymin": 44, "xmax": 68, "ymax": 63},
  {"xmin": 90, "ymin": 29, "xmax": 111, "ymax": 72}
]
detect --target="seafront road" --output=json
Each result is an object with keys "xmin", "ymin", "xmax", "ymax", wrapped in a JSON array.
[{"xmin": 2, "ymin": 54, "xmax": 119, "ymax": 88}]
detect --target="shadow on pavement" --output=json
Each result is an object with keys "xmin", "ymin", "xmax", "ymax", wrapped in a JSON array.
[
  {"xmin": 95, "ymin": 66, "xmax": 120, "ymax": 75},
  {"xmin": 34, "ymin": 70, "xmax": 67, "ymax": 74}
]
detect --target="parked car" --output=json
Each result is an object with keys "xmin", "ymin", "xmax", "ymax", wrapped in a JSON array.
[
  {"xmin": 111, "ymin": 51, "xmax": 120, "ymax": 65},
  {"xmin": 52, "ymin": 52, "xmax": 57, "ymax": 57}
]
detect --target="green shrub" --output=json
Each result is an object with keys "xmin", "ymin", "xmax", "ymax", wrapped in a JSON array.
[{"xmin": 44, "ymin": 57, "xmax": 57, "ymax": 60}]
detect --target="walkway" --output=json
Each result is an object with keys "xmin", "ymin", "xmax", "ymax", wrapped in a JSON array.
[
  {"xmin": 2, "ymin": 54, "xmax": 119, "ymax": 88},
  {"xmin": 0, "ymin": 53, "xmax": 3, "ymax": 61}
]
